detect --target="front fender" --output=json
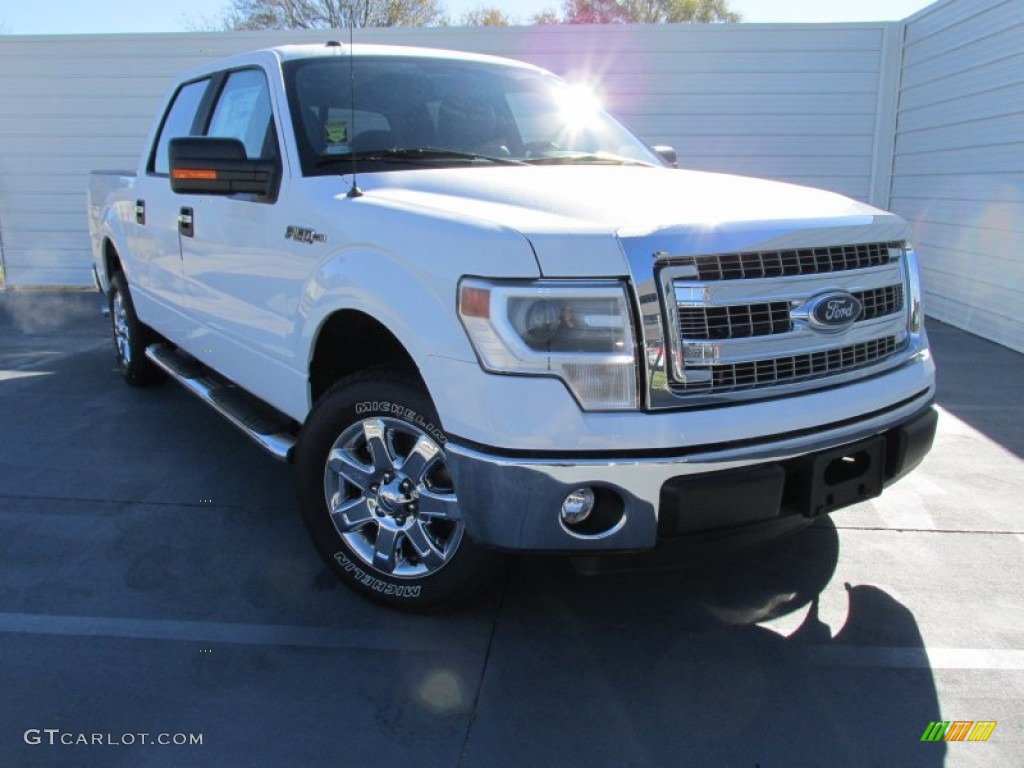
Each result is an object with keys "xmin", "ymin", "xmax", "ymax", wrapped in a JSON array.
[{"xmin": 296, "ymin": 209, "xmax": 539, "ymax": 419}]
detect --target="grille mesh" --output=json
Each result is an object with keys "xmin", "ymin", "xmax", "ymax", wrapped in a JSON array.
[
  {"xmin": 685, "ymin": 242, "xmax": 901, "ymax": 281},
  {"xmin": 675, "ymin": 337, "xmax": 899, "ymax": 393},
  {"xmin": 678, "ymin": 302, "xmax": 792, "ymax": 340},
  {"xmin": 855, "ymin": 285, "xmax": 904, "ymax": 321}
]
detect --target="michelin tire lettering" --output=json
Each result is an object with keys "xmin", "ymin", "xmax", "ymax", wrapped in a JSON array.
[{"xmin": 333, "ymin": 551, "xmax": 422, "ymax": 598}]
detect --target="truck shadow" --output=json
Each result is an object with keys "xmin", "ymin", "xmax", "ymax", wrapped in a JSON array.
[{"xmin": 482, "ymin": 523, "xmax": 945, "ymax": 767}]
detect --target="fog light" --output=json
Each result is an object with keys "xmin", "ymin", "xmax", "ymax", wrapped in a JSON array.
[{"xmin": 561, "ymin": 488, "xmax": 595, "ymax": 525}]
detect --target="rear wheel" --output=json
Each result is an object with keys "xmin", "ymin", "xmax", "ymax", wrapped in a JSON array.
[
  {"xmin": 296, "ymin": 368, "xmax": 500, "ymax": 611},
  {"xmin": 108, "ymin": 272, "xmax": 163, "ymax": 386}
]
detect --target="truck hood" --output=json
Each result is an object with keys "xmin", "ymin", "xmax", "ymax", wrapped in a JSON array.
[{"xmin": 362, "ymin": 166, "xmax": 908, "ymax": 276}]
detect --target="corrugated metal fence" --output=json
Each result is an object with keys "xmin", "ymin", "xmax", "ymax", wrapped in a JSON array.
[
  {"xmin": 0, "ymin": 0, "xmax": 1020, "ymax": 351},
  {"xmin": 892, "ymin": 0, "xmax": 1024, "ymax": 352},
  {"xmin": 0, "ymin": 23, "xmax": 901, "ymax": 286}
]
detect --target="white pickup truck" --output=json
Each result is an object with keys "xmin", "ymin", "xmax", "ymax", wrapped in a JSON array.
[{"xmin": 88, "ymin": 43, "xmax": 937, "ymax": 610}]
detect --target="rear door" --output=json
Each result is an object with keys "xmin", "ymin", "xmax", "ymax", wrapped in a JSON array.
[{"xmin": 176, "ymin": 67, "xmax": 309, "ymax": 407}]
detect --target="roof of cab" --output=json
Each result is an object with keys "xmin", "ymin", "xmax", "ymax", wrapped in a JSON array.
[
  {"xmin": 270, "ymin": 42, "xmax": 543, "ymax": 72},
  {"xmin": 171, "ymin": 42, "xmax": 547, "ymax": 85}
]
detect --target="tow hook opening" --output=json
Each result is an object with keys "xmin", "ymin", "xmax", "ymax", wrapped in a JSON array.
[
  {"xmin": 793, "ymin": 436, "xmax": 886, "ymax": 517},
  {"xmin": 824, "ymin": 450, "xmax": 872, "ymax": 486}
]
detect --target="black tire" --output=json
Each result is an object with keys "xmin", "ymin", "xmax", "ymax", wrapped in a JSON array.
[
  {"xmin": 295, "ymin": 367, "xmax": 501, "ymax": 612},
  {"xmin": 108, "ymin": 272, "xmax": 164, "ymax": 386}
]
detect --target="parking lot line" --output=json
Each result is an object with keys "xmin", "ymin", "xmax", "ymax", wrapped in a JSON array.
[
  {"xmin": 0, "ymin": 611, "xmax": 477, "ymax": 654},
  {"xmin": 802, "ymin": 645, "xmax": 1024, "ymax": 670}
]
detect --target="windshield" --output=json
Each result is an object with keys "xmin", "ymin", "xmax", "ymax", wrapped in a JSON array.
[{"xmin": 283, "ymin": 56, "xmax": 664, "ymax": 175}]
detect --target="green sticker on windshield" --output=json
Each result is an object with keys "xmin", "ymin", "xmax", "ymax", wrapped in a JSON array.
[{"xmin": 324, "ymin": 120, "xmax": 348, "ymax": 144}]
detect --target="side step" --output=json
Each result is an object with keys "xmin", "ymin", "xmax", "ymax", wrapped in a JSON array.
[{"xmin": 145, "ymin": 344, "xmax": 297, "ymax": 462}]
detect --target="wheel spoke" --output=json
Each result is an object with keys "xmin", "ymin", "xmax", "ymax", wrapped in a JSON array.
[
  {"xmin": 329, "ymin": 495, "xmax": 375, "ymax": 532},
  {"xmin": 327, "ymin": 448, "xmax": 374, "ymax": 491},
  {"xmin": 112, "ymin": 295, "xmax": 131, "ymax": 364},
  {"xmin": 405, "ymin": 521, "xmax": 448, "ymax": 569},
  {"xmin": 362, "ymin": 419, "xmax": 395, "ymax": 474},
  {"xmin": 399, "ymin": 435, "xmax": 440, "ymax": 485},
  {"xmin": 372, "ymin": 526, "xmax": 401, "ymax": 573},
  {"xmin": 417, "ymin": 488, "xmax": 462, "ymax": 521}
]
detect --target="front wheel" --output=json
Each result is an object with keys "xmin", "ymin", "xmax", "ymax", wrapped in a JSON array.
[{"xmin": 295, "ymin": 368, "xmax": 501, "ymax": 611}]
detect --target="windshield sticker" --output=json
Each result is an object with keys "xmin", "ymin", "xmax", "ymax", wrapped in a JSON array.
[{"xmin": 325, "ymin": 120, "xmax": 350, "ymax": 153}]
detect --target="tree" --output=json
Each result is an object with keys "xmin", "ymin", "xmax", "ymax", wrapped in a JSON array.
[
  {"xmin": 225, "ymin": 0, "xmax": 446, "ymax": 30},
  {"xmin": 564, "ymin": 0, "xmax": 740, "ymax": 24},
  {"xmin": 461, "ymin": 7, "xmax": 513, "ymax": 26},
  {"xmin": 531, "ymin": 9, "xmax": 563, "ymax": 24}
]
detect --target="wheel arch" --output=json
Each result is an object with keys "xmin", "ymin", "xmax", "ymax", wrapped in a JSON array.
[
  {"xmin": 103, "ymin": 238, "xmax": 123, "ymax": 285},
  {"xmin": 308, "ymin": 309, "xmax": 423, "ymax": 405}
]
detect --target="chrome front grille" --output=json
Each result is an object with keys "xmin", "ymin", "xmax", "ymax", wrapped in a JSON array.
[
  {"xmin": 684, "ymin": 242, "xmax": 902, "ymax": 281},
  {"xmin": 662, "ymin": 241, "xmax": 911, "ymax": 399}
]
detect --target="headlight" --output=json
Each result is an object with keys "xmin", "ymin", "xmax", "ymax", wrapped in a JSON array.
[{"xmin": 458, "ymin": 279, "xmax": 638, "ymax": 410}]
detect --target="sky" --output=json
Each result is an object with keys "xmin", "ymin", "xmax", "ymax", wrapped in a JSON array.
[{"xmin": 0, "ymin": 0, "xmax": 938, "ymax": 35}]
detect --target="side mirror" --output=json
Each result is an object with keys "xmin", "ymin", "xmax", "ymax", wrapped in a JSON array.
[
  {"xmin": 169, "ymin": 137, "xmax": 277, "ymax": 198},
  {"xmin": 651, "ymin": 145, "xmax": 678, "ymax": 168}
]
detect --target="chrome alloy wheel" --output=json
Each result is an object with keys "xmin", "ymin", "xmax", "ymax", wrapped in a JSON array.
[
  {"xmin": 112, "ymin": 290, "xmax": 132, "ymax": 367},
  {"xmin": 323, "ymin": 417, "xmax": 464, "ymax": 579}
]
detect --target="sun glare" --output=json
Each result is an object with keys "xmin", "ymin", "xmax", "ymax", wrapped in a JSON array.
[{"xmin": 558, "ymin": 83, "xmax": 603, "ymax": 132}]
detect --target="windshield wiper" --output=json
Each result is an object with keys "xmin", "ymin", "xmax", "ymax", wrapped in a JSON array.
[
  {"xmin": 522, "ymin": 151, "xmax": 657, "ymax": 167},
  {"xmin": 316, "ymin": 147, "xmax": 527, "ymax": 168}
]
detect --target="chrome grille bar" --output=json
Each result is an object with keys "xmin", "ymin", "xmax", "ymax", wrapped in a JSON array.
[{"xmin": 676, "ymin": 285, "xmax": 903, "ymax": 342}]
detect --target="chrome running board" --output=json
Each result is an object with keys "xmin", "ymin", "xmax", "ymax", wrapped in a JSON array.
[{"xmin": 145, "ymin": 344, "xmax": 296, "ymax": 462}]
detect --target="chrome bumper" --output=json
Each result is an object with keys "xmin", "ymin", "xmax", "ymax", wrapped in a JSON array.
[{"xmin": 446, "ymin": 390, "xmax": 936, "ymax": 552}]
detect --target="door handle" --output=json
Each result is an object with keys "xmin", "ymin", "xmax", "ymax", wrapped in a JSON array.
[
  {"xmin": 178, "ymin": 207, "xmax": 194, "ymax": 238},
  {"xmin": 135, "ymin": 199, "xmax": 145, "ymax": 225}
]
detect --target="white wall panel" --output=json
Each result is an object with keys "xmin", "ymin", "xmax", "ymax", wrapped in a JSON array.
[
  {"xmin": 891, "ymin": 0, "xmax": 1024, "ymax": 352},
  {"xmin": 4, "ymin": 1, "xmax": 1016, "ymax": 354},
  {"xmin": 0, "ymin": 23, "xmax": 892, "ymax": 287}
]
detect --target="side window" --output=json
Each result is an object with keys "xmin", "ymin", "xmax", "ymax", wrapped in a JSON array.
[
  {"xmin": 207, "ymin": 69, "xmax": 276, "ymax": 161},
  {"xmin": 151, "ymin": 79, "xmax": 209, "ymax": 175}
]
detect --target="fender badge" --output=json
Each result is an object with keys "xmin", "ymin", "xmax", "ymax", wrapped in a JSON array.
[{"xmin": 285, "ymin": 226, "xmax": 327, "ymax": 245}]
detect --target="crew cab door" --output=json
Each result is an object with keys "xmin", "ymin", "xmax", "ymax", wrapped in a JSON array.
[
  {"xmin": 128, "ymin": 77, "xmax": 212, "ymax": 341},
  {"xmin": 174, "ymin": 68, "xmax": 309, "ymax": 407}
]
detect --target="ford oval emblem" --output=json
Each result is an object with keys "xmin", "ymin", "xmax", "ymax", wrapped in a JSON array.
[{"xmin": 805, "ymin": 292, "xmax": 863, "ymax": 333}]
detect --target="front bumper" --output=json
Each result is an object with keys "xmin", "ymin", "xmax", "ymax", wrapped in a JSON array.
[{"xmin": 446, "ymin": 393, "xmax": 937, "ymax": 552}]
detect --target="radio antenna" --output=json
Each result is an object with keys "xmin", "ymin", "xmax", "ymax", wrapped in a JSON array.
[{"xmin": 345, "ymin": 10, "xmax": 363, "ymax": 199}]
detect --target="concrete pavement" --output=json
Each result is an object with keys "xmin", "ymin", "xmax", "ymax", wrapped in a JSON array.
[{"xmin": 1, "ymin": 291, "xmax": 1021, "ymax": 766}]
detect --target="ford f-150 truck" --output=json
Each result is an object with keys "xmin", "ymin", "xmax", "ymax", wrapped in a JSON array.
[{"xmin": 88, "ymin": 43, "xmax": 937, "ymax": 610}]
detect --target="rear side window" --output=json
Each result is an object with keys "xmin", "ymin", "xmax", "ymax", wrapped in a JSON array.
[
  {"xmin": 151, "ymin": 79, "xmax": 209, "ymax": 175},
  {"xmin": 207, "ymin": 69, "xmax": 276, "ymax": 161}
]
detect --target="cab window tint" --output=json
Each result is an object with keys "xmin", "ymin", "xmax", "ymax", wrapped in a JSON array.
[
  {"xmin": 151, "ymin": 79, "xmax": 209, "ymax": 175},
  {"xmin": 207, "ymin": 69, "xmax": 276, "ymax": 160}
]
